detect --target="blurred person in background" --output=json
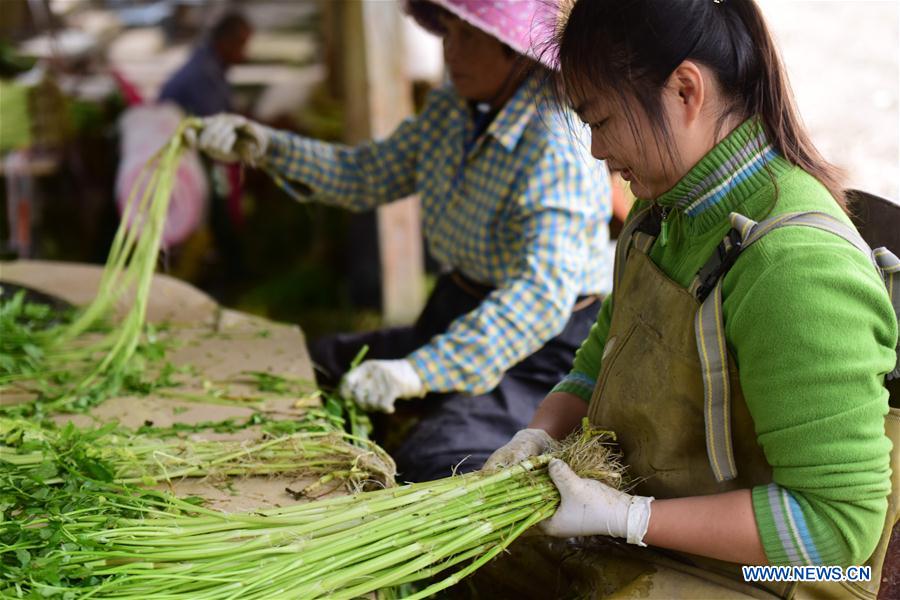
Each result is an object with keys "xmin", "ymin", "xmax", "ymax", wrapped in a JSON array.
[
  {"xmin": 187, "ymin": 0, "xmax": 614, "ymax": 483},
  {"xmin": 158, "ymin": 11, "xmax": 252, "ymax": 117}
]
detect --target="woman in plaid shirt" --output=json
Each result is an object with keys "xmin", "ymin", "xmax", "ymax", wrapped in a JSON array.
[{"xmin": 190, "ymin": 0, "xmax": 613, "ymax": 482}]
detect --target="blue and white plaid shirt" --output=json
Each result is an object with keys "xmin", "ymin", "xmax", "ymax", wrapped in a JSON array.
[{"xmin": 266, "ymin": 75, "xmax": 612, "ymax": 394}]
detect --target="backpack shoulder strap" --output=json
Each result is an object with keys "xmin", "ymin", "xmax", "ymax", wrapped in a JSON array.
[{"xmin": 694, "ymin": 211, "xmax": 900, "ymax": 482}]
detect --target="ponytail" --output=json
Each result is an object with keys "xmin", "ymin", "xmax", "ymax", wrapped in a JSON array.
[{"xmin": 727, "ymin": 0, "xmax": 845, "ymax": 207}]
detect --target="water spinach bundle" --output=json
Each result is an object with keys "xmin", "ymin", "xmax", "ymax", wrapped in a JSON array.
[{"xmin": 2, "ymin": 424, "xmax": 623, "ymax": 599}]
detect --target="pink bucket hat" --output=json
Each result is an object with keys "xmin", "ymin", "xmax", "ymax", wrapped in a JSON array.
[{"xmin": 406, "ymin": 0, "xmax": 560, "ymax": 69}]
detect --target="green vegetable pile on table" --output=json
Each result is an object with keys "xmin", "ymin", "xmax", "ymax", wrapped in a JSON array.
[{"xmin": 1, "ymin": 422, "xmax": 622, "ymax": 599}]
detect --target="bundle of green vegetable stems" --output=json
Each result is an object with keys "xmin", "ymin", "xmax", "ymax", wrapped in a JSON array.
[
  {"xmin": 1, "ymin": 120, "xmax": 198, "ymax": 415},
  {"xmin": 0, "ymin": 417, "xmax": 395, "ymax": 495},
  {"xmin": 2, "ymin": 424, "xmax": 622, "ymax": 599}
]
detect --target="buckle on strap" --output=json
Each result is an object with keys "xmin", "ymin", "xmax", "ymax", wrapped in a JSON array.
[
  {"xmin": 874, "ymin": 247, "xmax": 900, "ymax": 380},
  {"xmin": 695, "ymin": 229, "xmax": 744, "ymax": 303}
]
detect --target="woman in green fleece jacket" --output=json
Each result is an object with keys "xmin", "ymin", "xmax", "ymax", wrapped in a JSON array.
[{"xmin": 485, "ymin": 0, "xmax": 899, "ymax": 597}]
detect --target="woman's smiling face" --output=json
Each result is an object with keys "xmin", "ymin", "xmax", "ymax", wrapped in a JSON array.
[
  {"xmin": 574, "ymin": 88, "xmax": 683, "ymax": 201},
  {"xmin": 569, "ymin": 61, "xmax": 742, "ymax": 202}
]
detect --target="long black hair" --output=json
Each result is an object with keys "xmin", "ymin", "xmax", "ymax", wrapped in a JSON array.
[{"xmin": 550, "ymin": 0, "xmax": 845, "ymax": 207}]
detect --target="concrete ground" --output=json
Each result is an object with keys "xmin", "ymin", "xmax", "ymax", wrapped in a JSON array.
[{"xmin": 759, "ymin": 0, "xmax": 899, "ymax": 201}]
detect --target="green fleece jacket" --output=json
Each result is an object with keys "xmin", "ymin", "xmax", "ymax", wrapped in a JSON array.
[{"xmin": 553, "ymin": 119, "xmax": 897, "ymax": 567}]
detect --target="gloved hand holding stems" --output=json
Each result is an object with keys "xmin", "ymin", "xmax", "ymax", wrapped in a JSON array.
[{"xmin": 184, "ymin": 114, "xmax": 272, "ymax": 166}]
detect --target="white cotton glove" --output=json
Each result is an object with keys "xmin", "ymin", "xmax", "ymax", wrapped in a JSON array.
[
  {"xmin": 540, "ymin": 458, "xmax": 654, "ymax": 546},
  {"xmin": 339, "ymin": 359, "xmax": 424, "ymax": 414},
  {"xmin": 184, "ymin": 114, "xmax": 271, "ymax": 165},
  {"xmin": 482, "ymin": 428, "xmax": 554, "ymax": 471}
]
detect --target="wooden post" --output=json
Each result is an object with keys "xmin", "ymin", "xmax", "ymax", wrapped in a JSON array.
[{"xmin": 341, "ymin": 0, "xmax": 425, "ymax": 325}]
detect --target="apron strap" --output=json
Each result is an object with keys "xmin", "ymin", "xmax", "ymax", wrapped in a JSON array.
[
  {"xmin": 694, "ymin": 210, "xmax": 900, "ymax": 481},
  {"xmin": 695, "ymin": 277, "xmax": 739, "ymax": 482},
  {"xmin": 630, "ymin": 230, "xmax": 657, "ymax": 255},
  {"xmin": 613, "ymin": 205, "xmax": 657, "ymax": 290}
]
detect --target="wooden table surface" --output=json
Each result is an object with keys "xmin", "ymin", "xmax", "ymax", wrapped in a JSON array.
[{"xmin": 0, "ymin": 259, "xmax": 335, "ymax": 512}]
